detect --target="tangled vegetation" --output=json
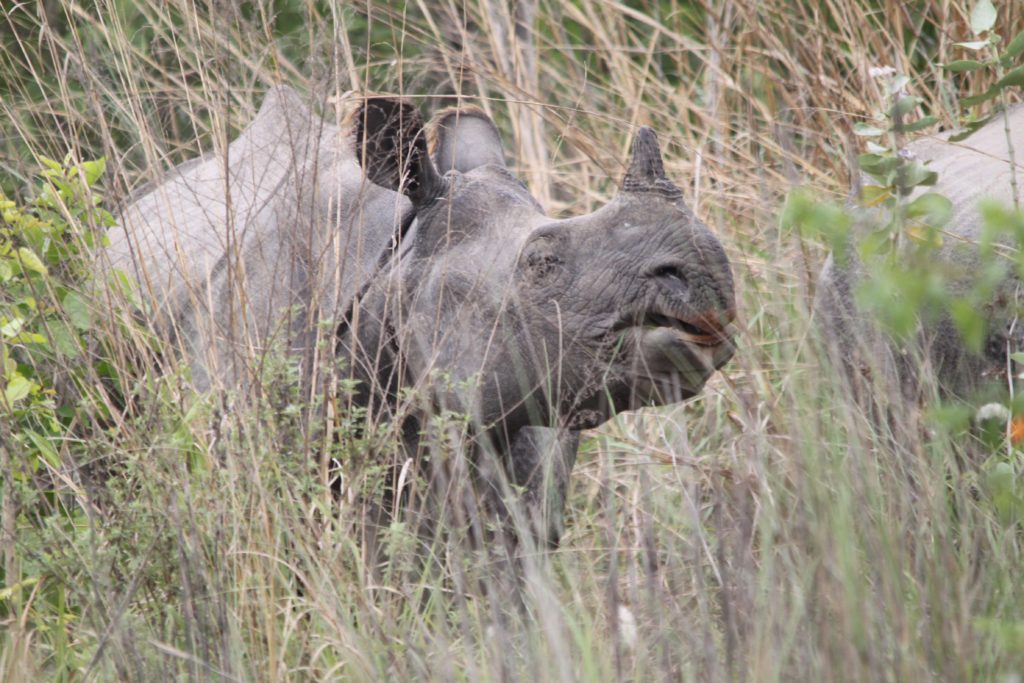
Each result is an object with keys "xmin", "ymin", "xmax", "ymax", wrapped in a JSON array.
[{"xmin": 2, "ymin": 0, "xmax": 1024, "ymax": 680}]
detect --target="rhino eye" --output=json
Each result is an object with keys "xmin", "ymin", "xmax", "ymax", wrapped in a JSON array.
[{"xmin": 527, "ymin": 251, "xmax": 562, "ymax": 278}]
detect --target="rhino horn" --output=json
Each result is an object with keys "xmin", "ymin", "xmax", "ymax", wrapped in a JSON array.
[
  {"xmin": 354, "ymin": 97, "xmax": 446, "ymax": 206},
  {"xmin": 620, "ymin": 126, "xmax": 684, "ymax": 200}
]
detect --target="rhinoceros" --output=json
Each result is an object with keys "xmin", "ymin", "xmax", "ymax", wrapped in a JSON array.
[
  {"xmin": 103, "ymin": 86, "xmax": 736, "ymax": 544},
  {"xmin": 818, "ymin": 105, "xmax": 1024, "ymax": 405}
]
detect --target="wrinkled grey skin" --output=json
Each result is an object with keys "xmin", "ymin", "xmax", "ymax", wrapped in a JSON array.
[
  {"xmin": 818, "ymin": 105, "xmax": 1024, "ymax": 402},
  {"xmin": 104, "ymin": 86, "xmax": 735, "ymax": 546}
]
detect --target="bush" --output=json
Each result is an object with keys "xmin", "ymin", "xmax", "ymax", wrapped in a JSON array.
[{"xmin": 0, "ymin": 155, "xmax": 116, "ymax": 671}]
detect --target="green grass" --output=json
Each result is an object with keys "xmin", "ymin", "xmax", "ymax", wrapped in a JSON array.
[{"xmin": 2, "ymin": 0, "xmax": 1024, "ymax": 680}]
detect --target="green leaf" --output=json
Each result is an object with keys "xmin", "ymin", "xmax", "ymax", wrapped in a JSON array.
[
  {"xmin": 50, "ymin": 323, "xmax": 81, "ymax": 358},
  {"xmin": 1010, "ymin": 352, "xmax": 1024, "ymax": 365},
  {"xmin": 996, "ymin": 65, "xmax": 1024, "ymax": 89},
  {"xmin": 98, "ymin": 208, "xmax": 115, "ymax": 229},
  {"xmin": 62, "ymin": 292, "xmax": 91, "ymax": 330},
  {"xmin": 0, "ymin": 577, "xmax": 41, "ymax": 603},
  {"xmin": 955, "ymin": 40, "xmax": 990, "ymax": 51},
  {"xmin": 10, "ymin": 331, "xmax": 47, "ymax": 345},
  {"xmin": 943, "ymin": 59, "xmax": 985, "ymax": 72},
  {"xmin": 906, "ymin": 192, "xmax": 953, "ymax": 226},
  {"xmin": 905, "ymin": 221, "xmax": 943, "ymax": 249},
  {"xmin": 859, "ymin": 228, "xmax": 895, "ymax": 258},
  {"xmin": 970, "ymin": 0, "xmax": 997, "ymax": 35},
  {"xmin": 962, "ymin": 87, "xmax": 1000, "ymax": 107},
  {"xmin": 858, "ymin": 153, "xmax": 899, "ymax": 176},
  {"xmin": 900, "ymin": 115, "xmax": 939, "ymax": 133},
  {"xmin": 888, "ymin": 74, "xmax": 910, "ymax": 95},
  {"xmin": 80, "ymin": 157, "xmax": 106, "ymax": 186},
  {"xmin": 985, "ymin": 461, "xmax": 1015, "ymax": 492},
  {"xmin": 899, "ymin": 162, "xmax": 939, "ymax": 192},
  {"xmin": 4, "ymin": 374, "xmax": 32, "ymax": 404},
  {"xmin": 38, "ymin": 156, "xmax": 62, "ymax": 172},
  {"xmin": 1006, "ymin": 29, "xmax": 1024, "ymax": 59},
  {"xmin": 860, "ymin": 184, "xmax": 893, "ymax": 208},
  {"xmin": 0, "ymin": 317, "xmax": 24, "ymax": 338},
  {"xmin": 963, "ymin": 112, "xmax": 995, "ymax": 129},
  {"xmin": 949, "ymin": 115, "xmax": 994, "ymax": 141},
  {"xmin": 25, "ymin": 431, "xmax": 61, "ymax": 468},
  {"xmin": 16, "ymin": 247, "xmax": 47, "ymax": 275},
  {"xmin": 891, "ymin": 95, "xmax": 922, "ymax": 118},
  {"xmin": 778, "ymin": 190, "xmax": 851, "ymax": 245},
  {"xmin": 854, "ymin": 122, "xmax": 886, "ymax": 137},
  {"xmin": 983, "ymin": 460, "xmax": 1023, "ymax": 525}
]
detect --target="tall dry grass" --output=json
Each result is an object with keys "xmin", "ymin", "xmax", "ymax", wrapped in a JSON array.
[{"xmin": 2, "ymin": 0, "xmax": 1023, "ymax": 681}]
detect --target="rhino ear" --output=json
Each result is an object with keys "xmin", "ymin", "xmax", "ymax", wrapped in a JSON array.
[
  {"xmin": 353, "ymin": 97, "xmax": 446, "ymax": 206},
  {"xmin": 620, "ymin": 127, "xmax": 684, "ymax": 201},
  {"xmin": 430, "ymin": 107, "xmax": 506, "ymax": 174}
]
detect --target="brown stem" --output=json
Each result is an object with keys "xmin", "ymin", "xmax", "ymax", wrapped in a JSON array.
[{"xmin": 1, "ymin": 417, "xmax": 18, "ymax": 611}]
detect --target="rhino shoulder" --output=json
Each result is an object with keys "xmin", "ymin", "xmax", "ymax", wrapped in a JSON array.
[{"xmin": 104, "ymin": 86, "xmax": 327, "ymax": 309}]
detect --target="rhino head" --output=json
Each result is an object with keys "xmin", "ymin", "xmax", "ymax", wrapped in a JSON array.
[{"xmin": 342, "ymin": 98, "xmax": 736, "ymax": 444}]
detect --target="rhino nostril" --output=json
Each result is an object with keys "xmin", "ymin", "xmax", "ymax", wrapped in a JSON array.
[
  {"xmin": 651, "ymin": 264, "xmax": 684, "ymax": 282},
  {"xmin": 650, "ymin": 263, "xmax": 687, "ymax": 286}
]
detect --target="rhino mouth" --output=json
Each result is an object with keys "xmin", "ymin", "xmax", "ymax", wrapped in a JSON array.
[
  {"xmin": 611, "ymin": 309, "xmax": 732, "ymax": 348},
  {"xmin": 632, "ymin": 311, "xmax": 730, "ymax": 347},
  {"xmin": 606, "ymin": 308, "xmax": 735, "ymax": 406}
]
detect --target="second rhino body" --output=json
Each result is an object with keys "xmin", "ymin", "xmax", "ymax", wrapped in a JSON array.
[{"xmin": 818, "ymin": 105, "xmax": 1024, "ymax": 403}]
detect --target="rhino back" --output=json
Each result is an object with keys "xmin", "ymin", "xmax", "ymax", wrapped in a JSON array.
[
  {"xmin": 107, "ymin": 87, "xmax": 318, "ymax": 308},
  {"xmin": 916, "ymin": 104, "xmax": 1024, "ymax": 296},
  {"xmin": 817, "ymin": 105, "xmax": 1024, "ymax": 397},
  {"xmin": 105, "ymin": 86, "xmax": 409, "ymax": 389}
]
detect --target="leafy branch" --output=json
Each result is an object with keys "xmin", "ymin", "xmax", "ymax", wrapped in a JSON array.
[
  {"xmin": 943, "ymin": 0, "xmax": 1023, "ymax": 207},
  {"xmin": 853, "ymin": 70, "xmax": 952, "ymax": 259}
]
